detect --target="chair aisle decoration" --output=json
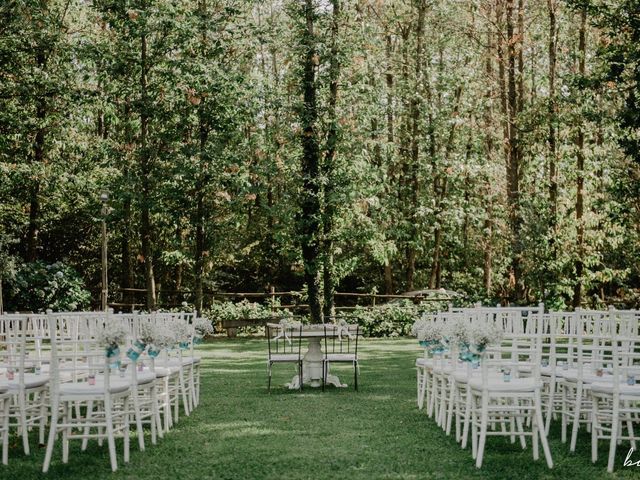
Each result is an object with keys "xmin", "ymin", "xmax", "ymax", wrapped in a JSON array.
[
  {"xmin": 0, "ymin": 309, "xmax": 210, "ymax": 472},
  {"xmin": 412, "ymin": 305, "xmax": 640, "ymax": 472}
]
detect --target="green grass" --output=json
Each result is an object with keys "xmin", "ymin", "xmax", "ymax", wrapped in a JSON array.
[{"xmin": 3, "ymin": 338, "xmax": 639, "ymax": 479}]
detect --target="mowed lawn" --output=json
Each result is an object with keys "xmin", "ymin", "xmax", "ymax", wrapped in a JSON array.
[{"xmin": 3, "ymin": 338, "xmax": 638, "ymax": 479}]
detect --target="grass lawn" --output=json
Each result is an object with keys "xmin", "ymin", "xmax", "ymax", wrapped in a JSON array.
[{"xmin": 3, "ymin": 337, "xmax": 638, "ymax": 479}]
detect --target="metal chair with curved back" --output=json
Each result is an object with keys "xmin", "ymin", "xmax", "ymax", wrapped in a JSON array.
[
  {"xmin": 322, "ymin": 322, "xmax": 360, "ymax": 391},
  {"xmin": 266, "ymin": 322, "xmax": 303, "ymax": 392}
]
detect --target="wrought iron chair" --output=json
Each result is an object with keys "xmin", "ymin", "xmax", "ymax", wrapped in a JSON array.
[
  {"xmin": 322, "ymin": 323, "xmax": 360, "ymax": 391},
  {"xmin": 266, "ymin": 322, "xmax": 303, "ymax": 392}
]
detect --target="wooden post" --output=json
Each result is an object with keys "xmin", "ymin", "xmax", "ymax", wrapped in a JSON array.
[{"xmin": 270, "ymin": 286, "xmax": 275, "ymax": 311}]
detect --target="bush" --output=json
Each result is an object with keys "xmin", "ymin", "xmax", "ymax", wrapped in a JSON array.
[
  {"xmin": 5, "ymin": 261, "xmax": 91, "ymax": 312},
  {"xmin": 337, "ymin": 300, "xmax": 441, "ymax": 337},
  {"xmin": 204, "ymin": 299, "xmax": 292, "ymax": 334}
]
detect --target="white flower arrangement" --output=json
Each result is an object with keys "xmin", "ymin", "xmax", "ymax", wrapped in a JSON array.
[
  {"xmin": 468, "ymin": 322, "xmax": 504, "ymax": 354},
  {"xmin": 96, "ymin": 321, "xmax": 128, "ymax": 349},
  {"xmin": 444, "ymin": 318, "xmax": 470, "ymax": 347},
  {"xmin": 172, "ymin": 322, "xmax": 194, "ymax": 344},
  {"xmin": 138, "ymin": 322, "xmax": 158, "ymax": 345},
  {"xmin": 193, "ymin": 318, "xmax": 214, "ymax": 336},
  {"xmin": 411, "ymin": 319, "xmax": 428, "ymax": 337},
  {"xmin": 148, "ymin": 325, "xmax": 175, "ymax": 350},
  {"xmin": 417, "ymin": 323, "xmax": 444, "ymax": 344}
]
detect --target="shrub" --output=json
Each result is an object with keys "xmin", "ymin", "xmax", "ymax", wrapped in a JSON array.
[
  {"xmin": 204, "ymin": 299, "xmax": 292, "ymax": 334},
  {"xmin": 5, "ymin": 260, "xmax": 91, "ymax": 312}
]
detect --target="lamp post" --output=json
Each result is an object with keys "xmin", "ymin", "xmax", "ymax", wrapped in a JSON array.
[{"xmin": 100, "ymin": 192, "xmax": 109, "ymax": 311}]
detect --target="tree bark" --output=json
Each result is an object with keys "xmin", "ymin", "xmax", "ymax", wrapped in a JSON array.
[
  {"xmin": 547, "ymin": 0, "xmax": 558, "ymax": 238},
  {"xmin": 506, "ymin": 0, "xmax": 522, "ymax": 300},
  {"xmin": 429, "ymin": 86, "xmax": 463, "ymax": 289},
  {"xmin": 322, "ymin": 0, "xmax": 341, "ymax": 321},
  {"xmin": 298, "ymin": 0, "xmax": 323, "ymax": 323},
  {"xmin": 26, "ymin": 50, "xmax": 47, "ymax": 262},
  {"xmin": 572, "ymin": 9, "xmax": 587, "ymax": 308},
  {"xmin": 140, "ymin": 1, "xmax": 156, "ymax": 310},
  {"xmin": 405, "ymin": 1, "xmax": 427, "ymax": 291}
]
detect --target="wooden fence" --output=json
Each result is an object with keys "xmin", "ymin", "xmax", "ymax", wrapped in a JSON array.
[{"xmin": 108, "ymin": 287, "xmax": 454, "ymax": 312}]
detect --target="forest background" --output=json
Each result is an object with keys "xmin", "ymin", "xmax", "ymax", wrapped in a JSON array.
[{"xmin": 1, "ymin": 0, "xmax": 639, "ymax": 320}]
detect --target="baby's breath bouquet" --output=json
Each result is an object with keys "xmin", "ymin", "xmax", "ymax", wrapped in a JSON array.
[
  {"xmin": 173, "ymin": 322, "xmax": 195, "ymax": 349},
  {"xmin": 193, "ymin": 318, "xmax": 214, "ymax": 343},
  {"xmin": 444, "ymin": 318, "xmax": 470, "ymax": 348},
  {"xmin": 468, "ymin": 323, "xmax": 504, "ymax": 355},
  {"xmin": 96, "ymin": 321, "xmax": 128, "ymax": 363}
]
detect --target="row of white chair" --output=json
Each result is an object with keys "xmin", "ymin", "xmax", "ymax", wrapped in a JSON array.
[
  {"xmin": 415, "ymin": 305, "xmax": 640, "ymax": 472},
  {"xmin": 0, "ymin": 310, "xmax": 204, "ymax": 471}
]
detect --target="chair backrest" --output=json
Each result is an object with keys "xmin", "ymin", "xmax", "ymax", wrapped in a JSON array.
[
  {"xmin": 323, "ymin": 323, "xmax": 360, "ymax": 356},
  {"xmin": 47, "ymin": 312, "xmax": 114, "ymax": 392},
  {"xmin": 266, "ymin": 322, "xmax": 303, "ymax": 358}
]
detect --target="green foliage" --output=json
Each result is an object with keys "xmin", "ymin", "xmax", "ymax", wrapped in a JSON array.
[
  {"xmin": 336, "ymin": 300, "xmax": 448, "ymax": 338},
  {"xmin": 5, "ymin": 261, "xmax": 91, "ymax": 312}
]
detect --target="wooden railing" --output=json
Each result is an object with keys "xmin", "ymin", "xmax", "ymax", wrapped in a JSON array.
[{"xmin": 108, "ymin": 287, "xmax": 454, "ymax": 312}]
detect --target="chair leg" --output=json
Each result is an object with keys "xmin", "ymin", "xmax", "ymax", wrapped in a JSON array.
[
  {"xmin": 322, "ymin": 361, "xmax": 325, "ymax": 392},
  {"xmin": 299, "ymin": 362, "xmax": 303, "ymax": 391},
  {"xmin": 570, "ymin": 384, "xmax": 583, "ymax": 452},
  {"xmin": 475, "ymin": 395, "xmax": 489, "ymax": 468},
  {"xmin": 81, "ymin": 400, "xmax": 93, "ymax": 451},
  {"xmin": 42, "ymin": 397, "xmax": 60, "ymax": 473},
  {"xmin": 268, "ymin": 363, "xmax": 272, "ymax": 393},
  {"xmin": 591, "ymin": 395, "xmax": 599, "ymax": 463},
  {"xmin": 535, "ymin": 390, "xmax": 554, "ymax": 468},
  {"xmin": 133, "ymin": 391, "xmax": 145, "ymax": 451},
  {"xmin": 104, "ymin": 396, "xmax": 118, "ymax": 472},
  {"xmin": 19, "ymin": 392, "xmax": 30, "ymax": 455},
  {"xmin": 354, "ymin": 361, "xmax": 358, "ymax": 391},
  {"xmin": 607, "ymin": 400, "xmax": 620, "ymax": 473},
  {"xmin": 2, "ymin": 398, "xmax": 10, "ymax": 466}
]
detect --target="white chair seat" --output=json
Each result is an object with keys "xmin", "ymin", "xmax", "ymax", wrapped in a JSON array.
[
  {"xmin": 469, "ymin": 377, "xmax": 542, "ymax": 392},
  {"xmin": 517, "ymin": 365, "xmax": 554, "ymax": 376},
  {"xmin": 133, "ymin": 371, "xmax": 157, "ymax": 385},
  {"xmin": 433, "ymin": 363, "xmax": 454, "ymax": 375},
  {"xmin": 415, "ymin": 358, "xmax": 433, "ymax": 368},
  {"xmin": 269, "ymin": 354, "xmax": 300, "ymax": 363},
  {"xmin": 325, "ymin": 353, "xmax": 356, "ymax": 362},
  {"xmin": 167, "ymin": 356, "xmax": 201, "ymax": 367},
  {"xmin": 560, "ymin": 370, "xmax": 619, "ymax": 384},
  {"xmin": 7, "ymin": 374, "xmax": 50, "ymax": 390},
  {"xmin": 453, "ymin": 370, "xmax": 503, "ymax": 384},
  {"xmin": 59, "ymin": 379, "xmax": 130, "ymax": 396},
  {"xmin": 0, "ymin": 382, "xmax": 8, "ymax": 394},
  {"xmin": 153, "ymin": 366, "xmax": 178, "ymax": 377},
  {"xmin": 590, "ymin": 382, "xmax": 640, "ymax": 395}
]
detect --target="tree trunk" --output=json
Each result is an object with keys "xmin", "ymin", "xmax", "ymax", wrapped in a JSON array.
[
  {"xmin": 572, "ymin": 9, "xmax": 587, "ymax": 308},
  {"xmin": 298, "ymin": 0, "xmax": 323, "ymax": 323},
  {"xmin": 483, "ymin": 11, "xmax": 494, "ymax": 296},
  {"xmin": 140, "ymin": 3, "xmax": 156, "ymax": 310},
  {"xmin": 506, "ymin": 0, "xmax": 522, "ymax": 300},
  {"xmin": 322, "ymin": 0, "xmax": 341, "ymax": 321},
  {"xmin": 429, "ymin": 86, "xmax": 463, "ymax": 289},
  {"xmin": 547, "ymin": 0, "xmax": 558, "ymax": 239},
  {"xmin": 384, "ymin": 32, "xmax": 394, "ymax": 295},
  {"xmin": 27, "ymin": 50, "xmax": 47, "ymax": 262}
]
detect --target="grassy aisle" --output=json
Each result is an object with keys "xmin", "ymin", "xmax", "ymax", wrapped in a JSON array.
[{"xmin": 3, "ymin": 338, "xmax": 637, "ymax": 479}]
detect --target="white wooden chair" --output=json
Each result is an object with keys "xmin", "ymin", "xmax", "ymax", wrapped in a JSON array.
[
  {"xmin": 590, "ymin": 310, "xmax": 640, "ymax": 472},
  {"xmin": 0, "ymin": 315, "xmax": 49, "ymax": 456},
  {"xmin": 0, "ymin": 382, "xmax": 10, "ymax": 465},
  {"xmin": 468, "ymin": 322, "xmax": 553, "ymax": 469},
  {"xmin": 43, "ymin": 313, "xmax": 132, "ymax": 473}
]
